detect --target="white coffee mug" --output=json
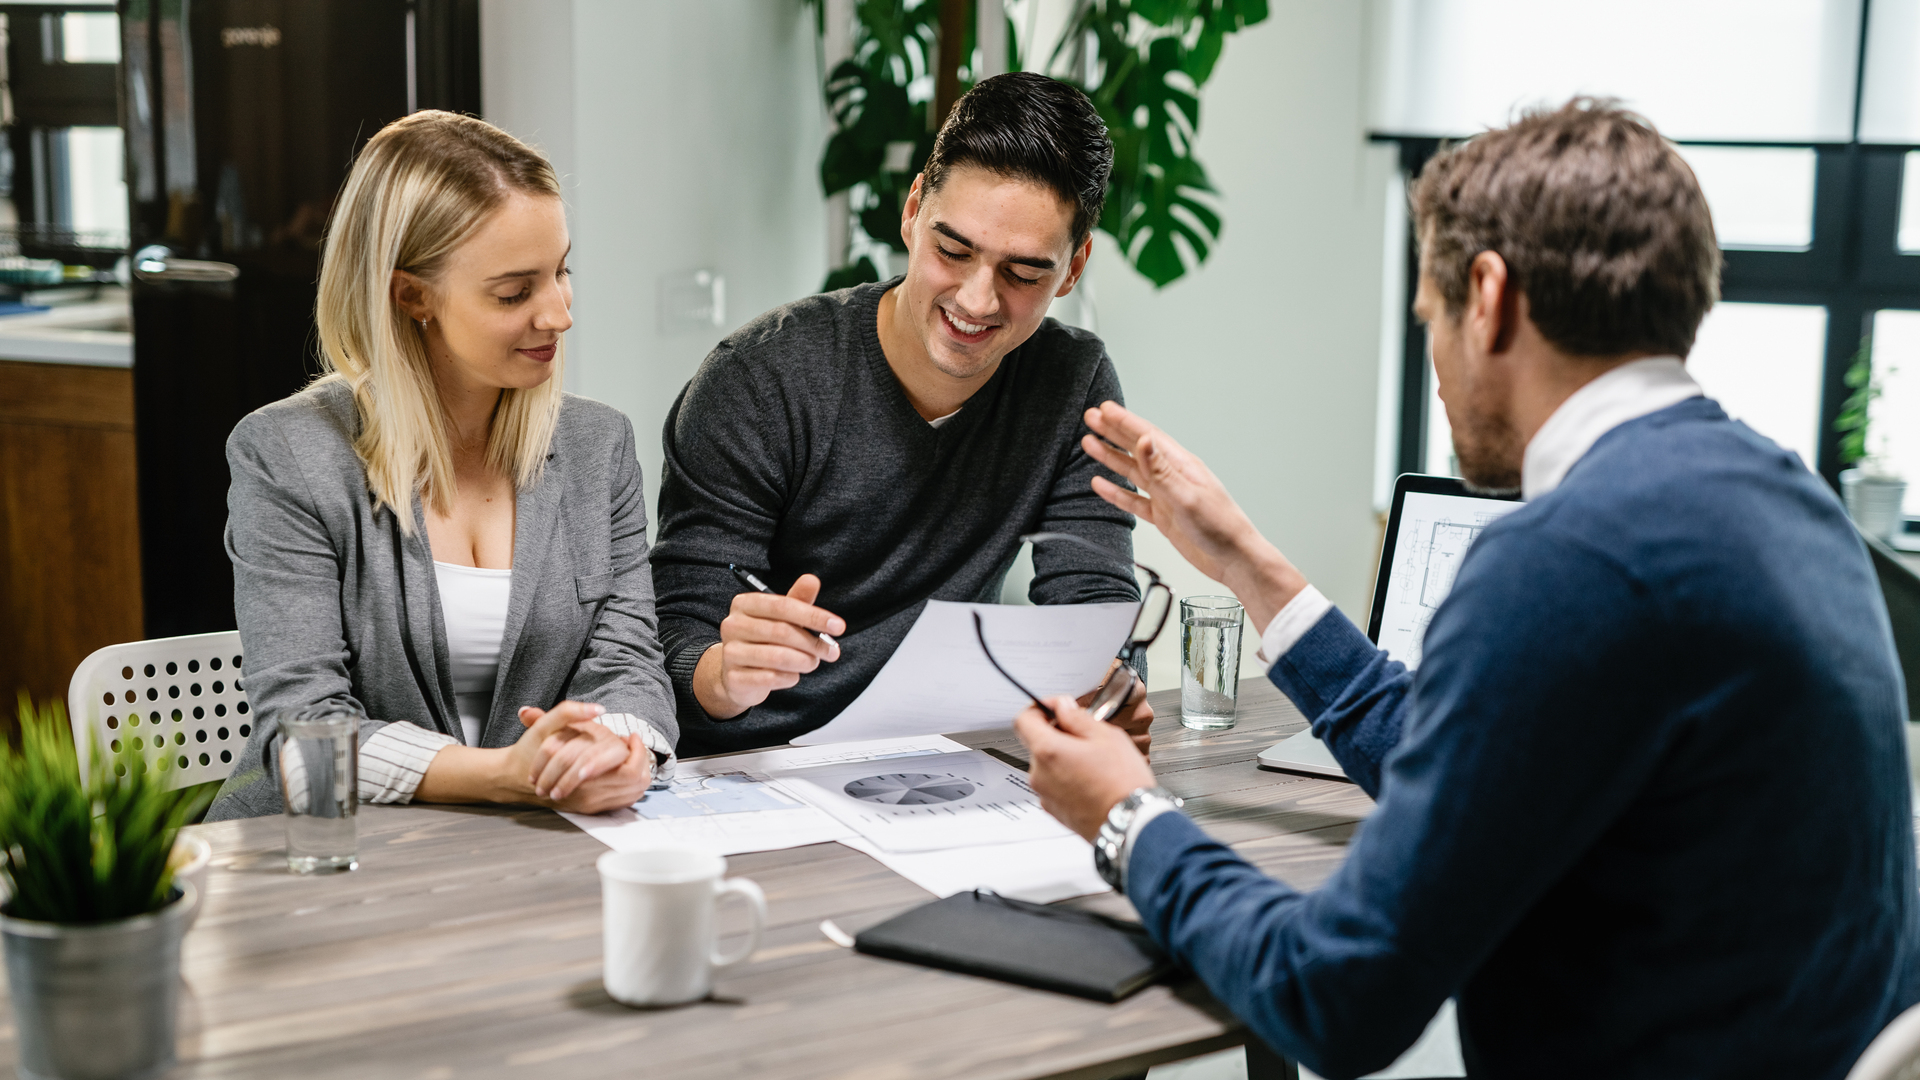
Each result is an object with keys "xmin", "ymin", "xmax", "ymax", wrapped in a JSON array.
[{"xmin": 597, "ymin": 847, "xmax": 767, "ymax": 1006}]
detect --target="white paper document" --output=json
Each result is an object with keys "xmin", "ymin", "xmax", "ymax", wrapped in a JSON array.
[
  {"xmin": 770, "ymin": 748, "xmax": 1075, "ymax": 853},
  {"xmin": 560, "ymin": 736, "xmax": 966, "ymax": 856},
  {"xmin": 792, "ymin": 599, "xmax": 1137, "ymax": 744},
  {"xmin": 838, "ymin": 835, "xmax": 1109, "ymax": 903}
]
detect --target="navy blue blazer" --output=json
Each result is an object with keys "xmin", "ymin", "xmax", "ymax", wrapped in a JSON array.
[{"xmin": 1128, "ymin": 398, "xmax": 1920, "ymax": 1079}]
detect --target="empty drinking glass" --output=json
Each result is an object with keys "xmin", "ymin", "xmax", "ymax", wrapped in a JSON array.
[
  {"xmin": 1180, "ymin": 596, "xmax": 1245, "ymax": 730},
  {"xmin": 277, "ymin": 711, "xmax": 359, "ymax": 874}
]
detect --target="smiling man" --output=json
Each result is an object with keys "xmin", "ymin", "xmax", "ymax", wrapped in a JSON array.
[{"xmin": 650, "ymin": 73, "xmax": 1148, "ymax": 754}]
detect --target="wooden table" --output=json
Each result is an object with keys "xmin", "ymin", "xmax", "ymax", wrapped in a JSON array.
[{"xmin": 1, "ymin": 679, "xmax": 1375, "ymax": 1080}]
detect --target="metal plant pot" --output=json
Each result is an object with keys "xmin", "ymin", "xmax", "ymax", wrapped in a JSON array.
[{"xmin": 1, "ymin": 883, "xmax": 193, "ymax": 1080}]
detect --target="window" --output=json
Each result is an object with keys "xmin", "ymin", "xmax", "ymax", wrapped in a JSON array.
[
  {"xmin": 1423, "ymin": 358, "xmax": 1453, "ymax": 478},
  {"xmin": 61, "ymin": 126, "xmax": 126, "ymax": 238},
  {"xmin": 3, "ymin": 6, "xmax": 127, "ymax": 260},
  {"xmin": 1900, "ymin": 151, "xmax": 1920, "ymax": 252},
  {"xmin": 1373, "ymin": 0, "xmax": 1920, "ymax": 537},
  {"xmin": 56, "ymin": 12, "xmax": 118, "ymax": 64},
  {"xmin": 1677, "ymin": 147, "xmax": 1818, "ymax": 251},
  {"xmin": 1369, "ymin": 0, "xmax": 1861, "ymax": 143},
  {"xmin": 1687, "ymin": 303, "xmax": 1829, "ymax": 468},
  {"xmin": 1868, "ymin": 310, "xmax": 1920, "ymax": 513}
]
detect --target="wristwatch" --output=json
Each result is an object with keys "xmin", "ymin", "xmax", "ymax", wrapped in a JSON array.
[{"xmin": 1093, "ymin": 786, "xmax": 1184, "ymax": 892}]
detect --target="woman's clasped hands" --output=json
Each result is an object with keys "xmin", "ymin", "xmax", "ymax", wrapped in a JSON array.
[{"xmin": 510, "ymin": 701, "xmax": 654, "ymax": 813}]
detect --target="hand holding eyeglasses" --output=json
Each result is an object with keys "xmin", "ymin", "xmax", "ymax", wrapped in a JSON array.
[
  {"xmin": 1082, "ymin": 658, "xmax": 1153, "ymax": 755},
  {"xmin": 973, "ymin": 532, "xmax": 1168, "ymax": 758},
  {"xmin": 1014, "ymin": 695, "xmax": 1157, "ymax": 842}
]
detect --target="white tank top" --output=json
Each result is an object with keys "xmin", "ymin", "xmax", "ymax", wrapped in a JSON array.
[{"xmin": 433, "ymin": 561, "xmax": 513, "ymax": 747}]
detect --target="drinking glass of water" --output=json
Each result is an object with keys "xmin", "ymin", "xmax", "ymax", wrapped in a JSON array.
[
  {"xmin": 277, "ymin": 710, "xmax": 359, "ymax": 874},
  {"xmin": 1180, "ymin": 596, "xmax": 1245, "ymax": 730}
]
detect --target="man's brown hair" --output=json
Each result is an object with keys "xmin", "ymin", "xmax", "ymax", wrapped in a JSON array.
[{"xmin": 1410, "ymin": 98, "xmax": 1722, "ymax": 359}]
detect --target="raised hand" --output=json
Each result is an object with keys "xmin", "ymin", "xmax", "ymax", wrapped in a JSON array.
[{"xmin": 1081, "ymin": 401, "xmax": 1307, "ymax": 630}]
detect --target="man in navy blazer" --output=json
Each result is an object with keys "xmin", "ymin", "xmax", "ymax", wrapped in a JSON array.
[{"xmin": 1015, "ymin": 99, "xmax": 1920, "ymax": 1079}]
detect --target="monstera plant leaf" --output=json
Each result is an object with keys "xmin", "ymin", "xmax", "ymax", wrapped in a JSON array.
[
  {"xmin": 821, "ymin": 59, "xmax": 918, "ymax": 198},
  {"xmin": 814, "ymin": 1, "xmax": 946, "ymax": 269},
  {"xmin": 1059, "ymin": 0, "xmax": 1268, "ymax": 287}
]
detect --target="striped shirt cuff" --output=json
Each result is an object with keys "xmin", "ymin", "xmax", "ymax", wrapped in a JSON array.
[
  {"xmin": 359, "ymin": 722, "xmax": 460, "ymax": 804},
  {"xmin": 596, "ymin": 713, "xmax": 677, "ymax": 785}
]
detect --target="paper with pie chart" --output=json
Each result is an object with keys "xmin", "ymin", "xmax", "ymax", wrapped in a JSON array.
[
  {"xmin": 769, "ymin": 749, "xmax": 1074, "ymax": 853},
  {"xmin": 557, "ymin": 736, "xmax": 965, "ymax": 855}
]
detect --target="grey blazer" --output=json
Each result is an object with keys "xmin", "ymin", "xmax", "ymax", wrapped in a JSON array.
[{"xmin": 205, "ymin": 380, "xmax": 678, "ymax": 821}]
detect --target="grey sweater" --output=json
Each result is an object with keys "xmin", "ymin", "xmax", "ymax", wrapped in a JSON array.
[
  {"xmin": 205, "ymin": 381, "xmax": 678, "ymax": 820},
  {"xmin": 652, "ymin": 278, "xmax": 1139, "ymax": 755}
]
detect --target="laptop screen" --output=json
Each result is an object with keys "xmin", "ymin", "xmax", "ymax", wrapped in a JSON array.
[{"xmin": 1366, "ymin": 475, "xmax": 1523, "ymax": 669}]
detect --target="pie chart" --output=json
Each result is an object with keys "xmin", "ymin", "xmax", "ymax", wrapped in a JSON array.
[{"xmin": 844, "ymin": 772, "xmax": 978, "ymax": 805}]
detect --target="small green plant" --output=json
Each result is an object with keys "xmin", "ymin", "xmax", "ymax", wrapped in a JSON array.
[
  {"xmin": 1835, "ymin": 335, "xmax": 1895, "ymax": 469},
  {"xmin": 0, "ymin": 694, "xmax": 211, "ymax": 923}
]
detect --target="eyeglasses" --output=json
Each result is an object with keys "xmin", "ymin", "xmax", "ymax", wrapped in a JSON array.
[{"xmin": 972, "ymin": 531, "xmax": 1173, "ymax": 723}]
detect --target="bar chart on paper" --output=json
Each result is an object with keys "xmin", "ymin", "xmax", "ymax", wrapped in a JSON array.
[{"xmin": 1375, "ymin": 491, "xmax": 1524, "ymax": 668}]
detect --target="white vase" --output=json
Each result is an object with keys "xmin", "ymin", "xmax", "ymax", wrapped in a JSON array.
[{"xmin": 1842, "ymin": 469, "xmax": 1909, "ymax": 542}]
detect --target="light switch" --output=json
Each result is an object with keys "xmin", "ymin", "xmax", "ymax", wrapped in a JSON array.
[{"xmin": 657, "ymin": 270, "xmax": 726, "ymax": 337}]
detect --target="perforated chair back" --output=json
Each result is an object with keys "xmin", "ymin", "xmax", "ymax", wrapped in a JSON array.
[
  {"xmin": 66, "ymin": 631, "xmax": 253, "ymax": 791},
  {"xmin": 1849, "ymin": 1003, "xmax": 1920, "ymax": 1080}
]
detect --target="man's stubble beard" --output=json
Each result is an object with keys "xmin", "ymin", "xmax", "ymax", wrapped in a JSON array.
[{"xmin": 1452, "ymin": 404, "xmax": 1525, "ymax": 497}]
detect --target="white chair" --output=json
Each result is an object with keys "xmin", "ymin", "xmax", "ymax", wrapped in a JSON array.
[
  {"xmin": 66, "ymin": 631, "xmax": 252, "ymax": 791},
  {"xmin": 1849, "ymin": 1003, "xmax": 1920, "ymax": 1080}
]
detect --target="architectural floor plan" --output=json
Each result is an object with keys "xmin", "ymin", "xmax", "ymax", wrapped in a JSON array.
[{"xmin": 1376, "ymin": 491, "xmax": 1525, "ymax": 668}]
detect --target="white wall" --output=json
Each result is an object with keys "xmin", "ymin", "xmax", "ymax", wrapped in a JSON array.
[
  {"xmin": 483, "ymin": 0, "xmax": 1388, "ymax": 691},
  {"xmin": 481, "ymin": 0, "xmax": 827, "ymax": 493},
  {"xmin": 480, "ymin": 2, "xmax": 576, "ymax": 204},
  {"xmin": 1050, "ymin": 4, "xmax": 1392, "ymax": 681}
]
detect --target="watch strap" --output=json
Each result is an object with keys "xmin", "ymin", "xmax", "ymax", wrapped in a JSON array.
[{"xmin": 1094, "ymin": 786, "xmax": 1183, "ymax": 892}]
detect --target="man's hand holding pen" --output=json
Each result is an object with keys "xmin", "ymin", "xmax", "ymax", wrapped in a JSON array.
[{"xmin": 692, "ymin": 572, "xmax": 847, "ymax": 719}]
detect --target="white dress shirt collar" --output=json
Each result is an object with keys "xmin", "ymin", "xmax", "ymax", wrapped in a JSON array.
[{"xmin": 1521, "ymin": 356, "xmax": 1703, "ymax": 500}]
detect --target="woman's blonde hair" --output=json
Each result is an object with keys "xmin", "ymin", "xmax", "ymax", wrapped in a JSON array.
[{"xmin": 315, "ymin": 110, "xmax": 565, "ymax": 531}]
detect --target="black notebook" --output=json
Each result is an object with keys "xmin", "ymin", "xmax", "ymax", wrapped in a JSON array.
[{"xmin": 854, "ymin": 889, "xmax": 1174, "ymax": 1002}]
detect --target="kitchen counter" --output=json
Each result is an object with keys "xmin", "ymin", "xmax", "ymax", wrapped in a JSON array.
[{"xmin": 0, "ymin": 291, "xmax": 131, "ymax": 367}]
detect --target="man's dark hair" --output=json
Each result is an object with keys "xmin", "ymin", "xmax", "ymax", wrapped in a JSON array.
[
  {"xmin": 1411, "ymin": 98, "xmax": 1722, "ymax": 358},
  {"xmin": 923, "ymin": 72, "xmax": 1113, "ymax": 246}
]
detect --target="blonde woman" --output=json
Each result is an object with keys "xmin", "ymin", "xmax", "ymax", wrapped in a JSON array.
[{"xmin": 206, "ymin": 112, "xmax": 675, "ymax": 821}]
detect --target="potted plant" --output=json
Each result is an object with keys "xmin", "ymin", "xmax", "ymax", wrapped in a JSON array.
[
  {"xmin": 0, "ymin": 694, "xmax": 210, "ymax": 1080},
  {"xmin": 1836, "ymin": 337, "xmax": 1909, "ymax": 542}
]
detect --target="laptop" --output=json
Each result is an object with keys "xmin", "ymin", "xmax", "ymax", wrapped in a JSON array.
[{"xmin": 1256, "ymin": 474, "xmax": 1524, "ymax": 780}]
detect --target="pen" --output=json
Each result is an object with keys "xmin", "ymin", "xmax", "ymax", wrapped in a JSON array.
[{"xmin": 729, "ymin": 563, "xmax": 839, "ymax": 648}]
